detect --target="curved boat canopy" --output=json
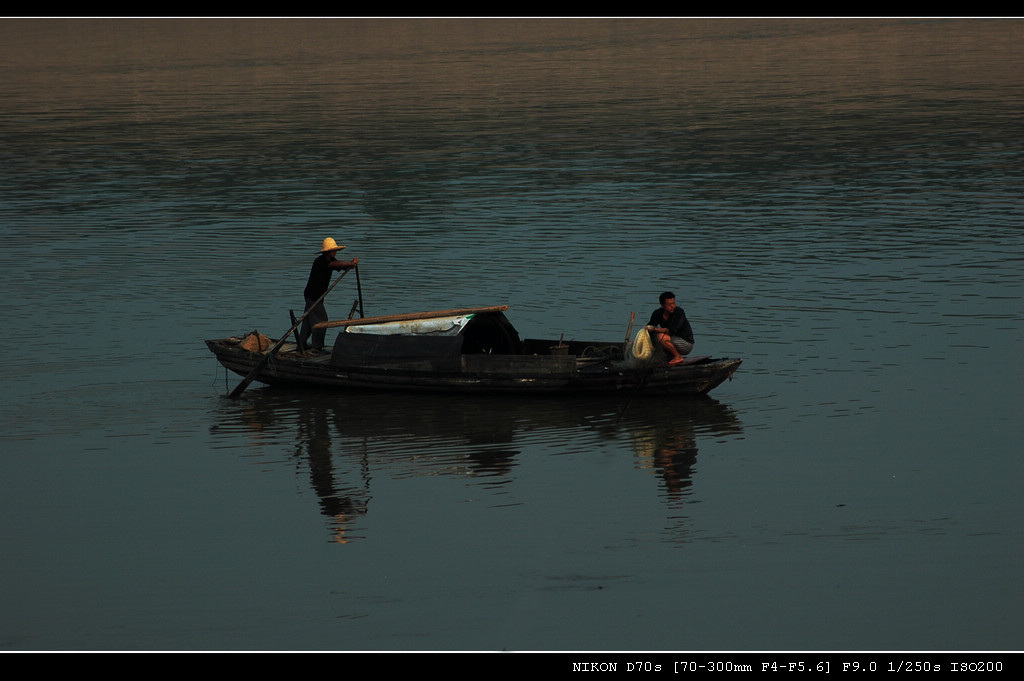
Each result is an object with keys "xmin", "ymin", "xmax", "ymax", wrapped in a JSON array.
[{"xmin": 327, "ymin": 307, "xmax": 523, "ymax": 358}]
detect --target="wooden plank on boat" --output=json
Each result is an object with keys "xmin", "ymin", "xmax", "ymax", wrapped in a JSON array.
[{"xmin": 313, "ymin": 305, "xmax": 510, "ymax": 330}]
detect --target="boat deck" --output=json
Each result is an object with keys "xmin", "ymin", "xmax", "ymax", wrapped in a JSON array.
[{"xmin": 237, "ymin": 337, "xmax": 710, "ymax": 371}]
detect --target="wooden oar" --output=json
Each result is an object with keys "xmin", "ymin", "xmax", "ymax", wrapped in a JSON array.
[
  {"xmin": 622, "ymin": 311, "xmax": 636, "ymax": 354},
  {"xmin": 227, "ymin": 268, "xmax": 352, "ymax": 399},
  {"xmin": 289, "ymin": 310, "xmax": 306, "ymax": 353},
  {"xmin": 354, "ymin": 264, "xmax": 364, "ymax": 318}
]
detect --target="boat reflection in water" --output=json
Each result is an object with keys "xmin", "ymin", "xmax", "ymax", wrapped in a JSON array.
[{"xmin": 212, "ymin": 388, "xmax": 743, "ymax": 543}]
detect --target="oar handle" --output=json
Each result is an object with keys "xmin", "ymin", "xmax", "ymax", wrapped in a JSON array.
[{"xmin": 355, "ymin": 264, "xmax": 364, "ymax": 318}]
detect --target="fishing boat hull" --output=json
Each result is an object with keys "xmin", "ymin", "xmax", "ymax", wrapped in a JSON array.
[{"xmin": 205, "ymin": 307, "xmax": 742, "ymax": 396}]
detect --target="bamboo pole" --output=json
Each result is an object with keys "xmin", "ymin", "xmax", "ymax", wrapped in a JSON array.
[{"xmin": 313, "ymin": 305, "xmax": 509, "ymax": 330}]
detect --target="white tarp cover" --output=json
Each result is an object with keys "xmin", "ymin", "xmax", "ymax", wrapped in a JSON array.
[{"xmin": 343, "ymin": 314, "xmax": 474, "ymax": 336}]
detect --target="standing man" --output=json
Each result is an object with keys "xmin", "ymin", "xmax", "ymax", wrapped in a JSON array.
[
  {"xmin": 300, "ymin": 238, "xmax": 359, "ymax": 351},
  {"xmin": 646, "ymin": 291, "xmax": 694, "ymax": 366}
]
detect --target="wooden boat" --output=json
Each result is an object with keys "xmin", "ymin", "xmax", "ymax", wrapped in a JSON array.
[{"xmin": 205, "ymin": 305, "xmax": 741, "ymax": 396}]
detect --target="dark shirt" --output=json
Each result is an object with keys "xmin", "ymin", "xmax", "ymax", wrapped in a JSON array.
[
  {"xmin": 303, "ymin": 253, "xmax": 345, "ymax": 300},
  {"xmin": 648, "ymin": 306, "xmax": 694, "ymax": 343}
]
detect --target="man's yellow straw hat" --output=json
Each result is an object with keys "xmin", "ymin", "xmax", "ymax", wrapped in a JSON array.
[{"xmin": 319, "ymin": 237, "xmax": 347, "ymax": 253}]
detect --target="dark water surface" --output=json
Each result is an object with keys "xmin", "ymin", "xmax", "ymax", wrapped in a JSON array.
[{"xmin": 1, "ymin": 18, "xmax": 1021, "ymax": 652}]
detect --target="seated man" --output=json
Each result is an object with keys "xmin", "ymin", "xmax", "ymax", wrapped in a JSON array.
[{"xmin": 646, "ymin": 291, "xmax": 694, "ymax": 366}]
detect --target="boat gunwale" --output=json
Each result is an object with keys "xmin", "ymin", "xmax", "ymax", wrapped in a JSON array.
[{"xmin": 205, "ymin": 336, "xmax": 742, "ymax": 395}]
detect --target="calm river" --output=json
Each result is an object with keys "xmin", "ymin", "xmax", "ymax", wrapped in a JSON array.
[{"xmin": 0, "ymin": 18, "xmax": 1021, "ymax": 654}]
